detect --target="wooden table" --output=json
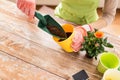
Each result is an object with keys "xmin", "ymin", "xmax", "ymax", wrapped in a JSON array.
[{"xmin": 0, "ymin": 0, "xmax": 120, "ymax": 80}]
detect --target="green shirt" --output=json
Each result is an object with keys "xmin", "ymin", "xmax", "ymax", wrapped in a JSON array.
[{"xmin": 55, "ymin": 0, "xmax": 99, "ymax": 25}]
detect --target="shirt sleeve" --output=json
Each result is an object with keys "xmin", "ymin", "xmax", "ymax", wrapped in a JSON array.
[
  {"xmin": 89, "ymin": 0, "xmax": 118, "ymax": 29},
  {"xmin": 103, "ymin": 0, "xmax": 118, "ymax": 24}
]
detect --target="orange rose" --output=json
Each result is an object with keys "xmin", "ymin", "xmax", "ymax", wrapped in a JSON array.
[{"xmin": 94, "ymin": 31, "xmax": 104, "ymax": 38}]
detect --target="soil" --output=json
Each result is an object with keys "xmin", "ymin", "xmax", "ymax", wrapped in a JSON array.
[
  {"xmin": 47, "ymin": 25, "xmax": 67, "ymax": 38},
  {"xmin": 59, "ymin": 32, "xmax": 72, "ymax": 41}
]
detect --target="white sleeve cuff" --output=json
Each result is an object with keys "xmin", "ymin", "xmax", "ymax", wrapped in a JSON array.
[{"xmin": 82, "ymin": 24, "xmax": 91, "ymax": 31}]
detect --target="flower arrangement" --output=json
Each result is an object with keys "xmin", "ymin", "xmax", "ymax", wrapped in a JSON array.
[{"xmin": 80, "ymin": 29, "xmax": 114, "ymax": 59}]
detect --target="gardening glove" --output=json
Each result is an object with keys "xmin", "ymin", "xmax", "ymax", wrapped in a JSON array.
[
  {"xmin": 17, "ymin": 0, "xmax": 36, "ymax": 20},
  {"xmin": 71, "ymin": 25, "xmax": 93, "ymax": 52}
]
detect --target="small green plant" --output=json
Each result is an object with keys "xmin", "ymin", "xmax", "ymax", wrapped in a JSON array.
[{"xmin": 80, "ymin": 29, "xmax": 114, "ymax": 59}]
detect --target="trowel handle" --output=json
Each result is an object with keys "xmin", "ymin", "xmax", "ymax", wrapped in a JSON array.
[{"xmin": 35, "ymin": 11, "xmax": 47, "ymax": 26}]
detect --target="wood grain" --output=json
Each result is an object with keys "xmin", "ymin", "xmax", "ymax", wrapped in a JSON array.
[
  {"xmin": 0, "ymin": 0, "xmax": 120, "ymax": 80},
  {"xmin": 0, "ymin": 51, "xmax": 65, "ymax": 80},
  {"xmin": 0, "ymin": 27, "xmax": 102, "ymax": 80}
]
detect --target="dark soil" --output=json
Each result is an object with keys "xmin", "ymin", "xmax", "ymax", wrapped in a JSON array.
[
  {"xmin": 59, "ymin": 32, "xmax": 72, "ymax": 41},
  {"xmin": 47, "ymin": 25, "xmax": 67, "ymax": 38}
]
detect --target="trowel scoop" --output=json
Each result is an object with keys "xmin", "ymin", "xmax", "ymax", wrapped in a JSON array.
[{"xmin": 35, "ymin": 11, "xmax": 67, "ymax": 39}]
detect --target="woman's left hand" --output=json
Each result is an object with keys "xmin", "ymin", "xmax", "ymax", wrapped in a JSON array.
[{"xmin": 17, "ymin": 0, "xmax": 36, "ymax": 20}]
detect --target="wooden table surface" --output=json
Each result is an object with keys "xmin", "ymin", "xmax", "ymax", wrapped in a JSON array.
[{"xmin": 0, "ymin": 0, "xmax": 120, "ymax": 80}]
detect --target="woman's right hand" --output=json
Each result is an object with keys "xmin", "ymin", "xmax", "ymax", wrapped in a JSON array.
[
  {"xmin": 17, "ymin": 0, "xmax": 36, "ymax": 20},
  {"xmin": 71, "ymin": 25, "xmax": 93, "ymax": 52},
  {"xmin": 71, "ymin": 26, "xmax": 87, "ymax": 52}
]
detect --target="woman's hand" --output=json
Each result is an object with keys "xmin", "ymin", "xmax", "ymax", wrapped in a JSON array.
[
  {"xmin": 17, "ymin": 0, "xmax": 36, "ymax": 20},
  {"xmin": 71, "ymin": 26, "xmax": 87, "ymax": 52},
  {"xmin": 71, "ymin": 25, "xmax": 93, "ymax": 52}
]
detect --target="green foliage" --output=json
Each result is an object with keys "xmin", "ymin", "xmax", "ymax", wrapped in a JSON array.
[{"xmin": 80, "ymin": 30, "xmax": 114, "ymax": 59}]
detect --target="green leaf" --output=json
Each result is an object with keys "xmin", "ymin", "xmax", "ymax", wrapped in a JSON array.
[
  {"xmin": 103, "ymin": 42, "xmax": 108, "ymax": 47},
  {"xmin": 106, "ymin": 43, "xmax": 114, "ymax": 48},
  {"xmin": 103, "ymin": 37, "xmax": 107, "ymax": 44},
  {"xmin": 99, "ymin": 45, "xmax": 104, "ymax": 52},
  {"xmin": 88, "ymin": 49, "xmax": 92, "ymax": 53},
  {"xmin": 80, "ymin": 48, "xmax": 85, "ymax": 51},
  {"xmin": 118, "ymin": 66, "xmax": 120, "ymax": 71}
]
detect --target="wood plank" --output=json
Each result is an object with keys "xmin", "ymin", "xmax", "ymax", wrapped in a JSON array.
[
  {"xmin": 0, "ymin": 0, "xmax": 28, "ymax": 21},
  {"xmin": 0, "ymin": 50, "xmax": 65, "ymax": 80},
  {"xmin": 0, "ymin": 29, "xmax": 102, "ymax": 80},
  {"xmin": 0, "ymin": 0, "xmax": 120, "ymax": 80}
]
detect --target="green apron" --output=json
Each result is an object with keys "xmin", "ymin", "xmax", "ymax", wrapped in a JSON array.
[{"xmin": 55, "ymin": 0, "xmax": 99, "ymax": 25}]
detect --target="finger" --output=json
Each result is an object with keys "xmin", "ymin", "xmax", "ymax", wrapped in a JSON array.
[
  {"xmin": 75, "ymin": 26, "xmax": 87, "ymax": 36},
  {"xmin": 72, "ymin": 37, "xmax": 83, "ymax": 46},
  {"xmin": 18, "ymin": 0, "xmax": 25, "ymax": 9},
  {"xmin": 71, "ymin": 31, "xmax": 84, "ymax": 52},
  {"xmin": 71, "ymin": 36, "xmax": 83, "ymax": 51},
  {"xmin": 72, "ymin": 31, "xmax": 83, "ymax": 44},
  {"xmin": 72, "ymin": 44, "xmax": 82, "ymax": 52},
  {"xmin": 80, "ymin": 27, "xmax": 87, "ymax": 36},
  {"xmin": 28, "ymin": 2, "xmax": 36, "ymax": 19},
  {"xmin": 20, "ymin": 4, "xmax": 26, "ymax": 13},
  {"xmin": 71, "ymin": 35, "xmax": 83, "ymax": 49},
  {"xmin": 24, "ymin": 2, "xmax": 30, "ymax": 16},
  {"xmin": 19, "ymin": 0, "xmax": 26, "ymax": 13},
  {"xmin": 17, "ymin": 0, "xmax": 21, "ymax": 8},
  {"xmin": 72, "ymin": 32, "xmax": 79, "ymax": 42},
  {"xmin": 71, "ymin": 41, "xmax": 81, "ymax": 49},
  {"xmin": 89, "ymin": 25, "xmax": 94, "ymax": 31}
]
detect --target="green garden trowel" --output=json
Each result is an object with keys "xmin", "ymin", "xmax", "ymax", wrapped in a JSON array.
[{"xmin": 35, "ymin": 11, "xmax": 67, "ymax": 39}]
